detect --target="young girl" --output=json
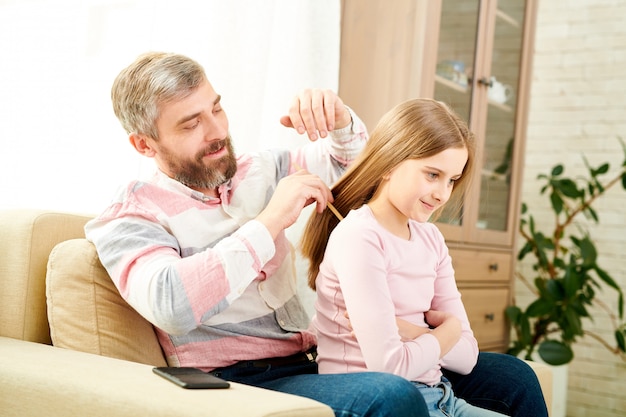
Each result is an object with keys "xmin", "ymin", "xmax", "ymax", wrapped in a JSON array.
[{"xmin": 300, "ymin": 98, "xmax": 508, "ymax": 417}]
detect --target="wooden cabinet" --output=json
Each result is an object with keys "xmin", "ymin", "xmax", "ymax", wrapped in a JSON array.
[
  {"xmin": 339, "ymin": 0, "xmax": 537, "ymax": 351},
  {"xmin": 448, "ymin": 248, "xmax": 512, "ymax": 351}
]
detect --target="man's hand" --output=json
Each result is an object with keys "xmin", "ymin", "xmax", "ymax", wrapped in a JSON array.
[
  {"xmin": 280, "ymin": 89, "xmax": 352, "ymax": 141},
  {"xmin": 256, "ymin": 169, "xmax": 333, "ymax": 240}
]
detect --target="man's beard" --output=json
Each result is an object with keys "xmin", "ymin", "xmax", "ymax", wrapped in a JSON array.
[{"xmin": 163, "ymin": 135, "xmax": 238, "ymax": 191}]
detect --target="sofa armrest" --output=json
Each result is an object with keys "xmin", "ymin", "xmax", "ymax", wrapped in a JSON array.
[
  {"xmin": 524, "ymin": 359, "xmax": 553, "ymax": 415},
  {"xmin": 0, "ymin": 337, "xmax": 333, "ymax": 417}
]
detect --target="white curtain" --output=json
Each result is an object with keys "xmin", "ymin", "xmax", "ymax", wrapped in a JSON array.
[{"xmin": 0, "ymin": 0, "xmax": 341, "ymax": 214}]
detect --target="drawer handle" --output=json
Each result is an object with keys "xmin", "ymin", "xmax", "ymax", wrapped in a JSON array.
[
  {"xmin": 488, "ymin": 263, "xmax": 499, "ymax": 272},
  {"xmin": 485, "ymin": 313, "xmax": 495, "ymax": 321}
]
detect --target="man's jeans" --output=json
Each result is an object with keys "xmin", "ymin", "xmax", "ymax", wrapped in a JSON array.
[{"xmin": 213, "ymin": 352, "xmax": 548, "ymax": 417}]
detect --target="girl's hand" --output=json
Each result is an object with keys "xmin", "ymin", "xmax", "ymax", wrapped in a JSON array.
[
  {"xmin": 425, "ymin": 310, "xmax": 462, "ymax": 358},
  {"xmin": 424, "ymin": 310, "xmax": 453, "ymax": 328},
  {"xmin": 395, "ymin": 317, "xmax": 431, "ymax": 342}
]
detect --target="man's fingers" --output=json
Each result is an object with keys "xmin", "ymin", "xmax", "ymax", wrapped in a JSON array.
[
  {"xmin": 279, "ymin": 115, "xmax": 294, "ymax": 129},
  {"xmin": 289, "ymin": 170, "xmax": 333, "ymax": 211},
  {"xmin": 322, "ymin": 90, "xmax": 336, "ymax": 131},
  {"xmin": 281, "ymin": 89, "xmax": 342, "ymax": 141},
  {"xmin": 310, "ymin": 89, "xmax": 328, "ymax": 138}
]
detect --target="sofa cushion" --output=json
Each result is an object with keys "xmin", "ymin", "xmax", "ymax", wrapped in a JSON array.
[
  {"xmin": 46, "ymin": 238, "xmax": 167, "ymax": 366},
  {"xmin": 0, "ymin": 210, "xmax": 92, "ymax": 344}
]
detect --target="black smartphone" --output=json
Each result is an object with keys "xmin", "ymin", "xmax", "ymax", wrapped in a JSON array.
[{"xmin": 152, "ymin": 367, "xmax": 230, "ymax": 389}]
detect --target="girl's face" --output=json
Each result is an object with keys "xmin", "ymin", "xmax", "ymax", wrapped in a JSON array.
[{"xmin": 369, "ymin": 147, "xmax": 468, "ymax": 233}]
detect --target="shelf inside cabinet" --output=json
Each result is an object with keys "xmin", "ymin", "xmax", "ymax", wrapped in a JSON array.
[
  {"xmin": 488, "ymin": 99, "xmax": 513, "ymax": 113},
  {"xmin": 435, "ymin": 74, "xmax": 469, "ymax": 94},
  {"xmin": 496, "ymin": 9, "xmax": 521, "ymax": 29},
  {"xmin": 481, "ymin": 168, "xmax": 508, "ymax": 182},
  {"xmin": 436, "ymin": 74, "xmax": 513, "ymax": 113}
]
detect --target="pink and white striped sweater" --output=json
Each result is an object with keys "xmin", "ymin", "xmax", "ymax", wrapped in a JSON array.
[{"xmin": 85, "ymin": 114, "xmax": 366, "ymax": 371}]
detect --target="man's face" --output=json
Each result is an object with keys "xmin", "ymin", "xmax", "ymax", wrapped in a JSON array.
[{"xmin": 150, "ymin": 79, "xmax": 237, "ymax": 195}]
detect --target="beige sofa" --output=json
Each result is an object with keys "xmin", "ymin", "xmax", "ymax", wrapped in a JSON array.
[{"xmin": 0, "ymin": 209, "xmax": 552, "ymax": 416}]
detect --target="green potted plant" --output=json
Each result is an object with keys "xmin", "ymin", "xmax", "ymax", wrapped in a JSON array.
[{"xmin": 506, "ymin": 139, "xmax": 626, "ymax": 366}]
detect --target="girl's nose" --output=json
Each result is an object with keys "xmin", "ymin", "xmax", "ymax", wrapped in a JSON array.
[{"xmin": 432, "ymin": 183, "xmax": 451, "ymax": 204}]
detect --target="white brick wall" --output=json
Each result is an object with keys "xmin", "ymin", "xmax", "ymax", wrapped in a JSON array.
[{"xmin": 522, "ymin": 1, "xmax": 626, "ymax": 416}]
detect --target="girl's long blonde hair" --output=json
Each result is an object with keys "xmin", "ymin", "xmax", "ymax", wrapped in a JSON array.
[{"xmin": 300, "ymin": 98, "xmax": 476, "ymax": 290}]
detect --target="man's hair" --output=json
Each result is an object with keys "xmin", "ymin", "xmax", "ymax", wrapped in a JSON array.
[
  {"xmin": 300, "ymin": 98, "xmax": 476, "ymax": 289},
  {"xmin": 111, "ymin": 52, "xmax": 206, "ymax": 139}
]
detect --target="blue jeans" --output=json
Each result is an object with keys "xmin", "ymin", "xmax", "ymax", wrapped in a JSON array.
[
  {"xmin": 213, "ymin": 361, "xmax": 427, "ymax": 416},
  {"xmin": 212, "ymin": 352, "xmax": 548, "ymax": 417},
  {"xmin": 414, "ymin": 377, "xmax": 507, "ymax": 417}
]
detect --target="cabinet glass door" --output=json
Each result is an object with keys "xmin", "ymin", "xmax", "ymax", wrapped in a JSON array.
[
  {"xmin": 433, "ymin": 0, "xmax": 480, "ymax": 228},
  {"xmin": 478, "ymin": 1, "xmax": 526, "ymax": 232}
]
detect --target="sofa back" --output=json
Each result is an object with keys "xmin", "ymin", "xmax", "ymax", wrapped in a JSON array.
[
  {"xmin": 0, "ymin": 210, "xmax": 91, "ymax": 344},
  {"xmin": 0, "ymin": 209, "xmax": 166, "ymax": 367}
]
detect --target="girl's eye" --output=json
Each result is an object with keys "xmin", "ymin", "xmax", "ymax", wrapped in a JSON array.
[
  {"xmin": 427, "ymin": 172, "xmax": 438, "ymax": 180},
  {"xmin": 213, "ymin": 106, "xmax": 222, "ymax": 114},
  {"xmin": 449, "ymin": 177, "xmax": 461, "ymax": 186}
]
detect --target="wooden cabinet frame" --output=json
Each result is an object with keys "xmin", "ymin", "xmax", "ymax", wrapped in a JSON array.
[{"xmin": 338, "ymin": 0, "xmax": 538, "ymax": 351}]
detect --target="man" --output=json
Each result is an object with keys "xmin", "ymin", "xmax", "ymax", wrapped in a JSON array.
[{"xmin": 86, "ymin": 52, "xmax": 548, "ymax": 417}]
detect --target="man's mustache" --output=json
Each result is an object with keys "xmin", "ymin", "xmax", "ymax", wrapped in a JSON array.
[{"xmin": 196, "ymin": 138, "xmax": 228, "ymax": 161}]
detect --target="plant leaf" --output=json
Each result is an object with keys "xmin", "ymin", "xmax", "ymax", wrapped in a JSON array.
[
  {"xmin": 576, "ymin": 237, "xmax": 597, "ymax": 267},
  {"xmin": 563, "ymin": 264, "xmax": 582, "ymax": 298},
  {"xmin": 551, "ymin": 165, "xmax": 564, "ymax": 176},
  {"xmin": 594, "ymin": 266, "xmax": 621, "ymax": 292},
  {"xmin": 538, "ymin": 340, "xmax": 573, "ymax": 365},
  {"xmin": 546, "ymin": 279, "xmax": 565, "ymax": 301},
  {"xmin": 593, "ymin": 163, "xmax": 610, "ymax": 176},
  {"xmin": 520, "ymin": 314, "xmax": 532, "ymax": 346},
  {"xmin": 616, "ymin": 329, "xmax": 626, "ymax": 352},
  {"xmin": 550, "ymin": 192, "xmax": 564, "ymax": 214},
  {"xmin": 557, "ymin": 178, "xmax": 582, "ymax": 198},
  {"xmin": 563, "ymin": 307, "xmax": 584, "ymax": 338},
  {"xmin": 526, "ymin": 298, "xmax": 554, "ymax": 317},
  {"xmin": 518, "ymin": 242, "xmax": 533, "ymax": 261},
  {"xmin": 584, "ymin": 205, "xmax": 599, "ymax": 222},
  {"xmin": 505, "ymin": 306, "xmax": 521, "ymax": 323}
]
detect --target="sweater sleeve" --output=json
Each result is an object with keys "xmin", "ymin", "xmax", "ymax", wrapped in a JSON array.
[
  {"xmin": 430, "ymin": 228, "xmax": 479, "ymax": 375},
  {"xmin": 84, "ymin": 184, "xmax": 276, "ymax": 336}
]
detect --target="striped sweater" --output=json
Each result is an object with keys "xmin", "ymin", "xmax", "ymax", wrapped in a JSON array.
[{"xmin": 85, "ymin": 113, "xmax": 367, "ymax": 371}]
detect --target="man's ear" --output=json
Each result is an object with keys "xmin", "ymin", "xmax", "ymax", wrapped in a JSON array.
[{"xmin": 129, "ymin": 133, "xmax": 156, "ymax": 157}]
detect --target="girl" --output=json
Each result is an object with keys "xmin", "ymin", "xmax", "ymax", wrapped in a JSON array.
[{"xmin": 300, "ymin": 98, "xmax": 508, "ymax": 417}]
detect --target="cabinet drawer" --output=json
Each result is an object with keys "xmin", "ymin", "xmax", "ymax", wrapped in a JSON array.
[
  {"xmin": 449, "ymin": 249, "xmax": 511, "ymax": 283},
  {"xmin": 461, "ymin": 288, "xmax": 509, "ymax": 350}
]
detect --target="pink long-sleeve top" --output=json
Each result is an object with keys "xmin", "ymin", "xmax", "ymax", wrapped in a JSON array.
[{"xmin": 313, "ymin": 205, "xmax": 479, "ymax": 386}]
